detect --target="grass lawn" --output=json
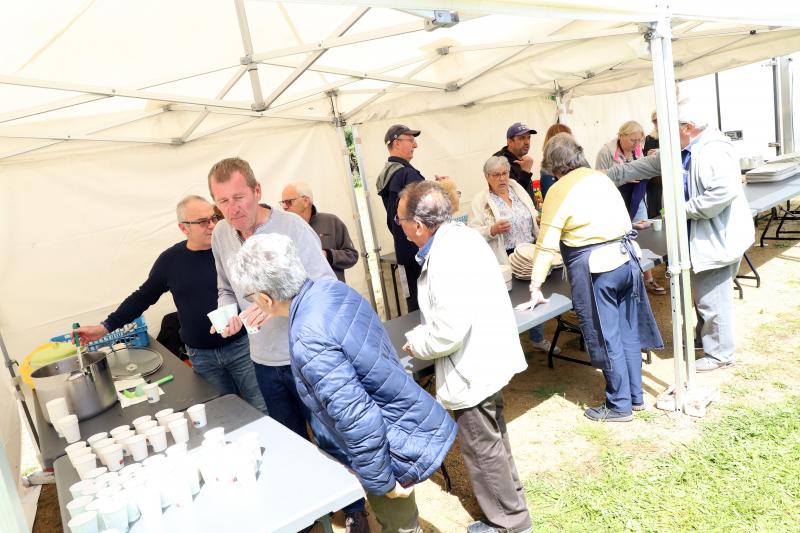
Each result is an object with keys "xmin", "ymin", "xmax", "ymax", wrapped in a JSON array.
[{"xmin": 525, "ymin": 398, "xmax": 800, "ymax": 532}]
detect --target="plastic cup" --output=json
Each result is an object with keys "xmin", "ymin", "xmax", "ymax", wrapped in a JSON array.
[
  {"xmin": 67, "ymin": 495, "xmax": 94, "ymax": 519},
  {"xmin": 73, "ymin": 453, "xmax": 98, "ymax": 480},
  {"xmin": 203, "ymin": 427, "xmax": 225, "ymax": 447},
  {"xmin": 97, "ymin": 486, "xmax": 120, "ymax": 500},
  {"xmin": 122, "ymin": 434, "xmax": 148, "ymax": 462},
  {"xmin": 186, "ymin": 404, "xmax": 207, "ymax": 429},
  {"xmin": 46, "ymin": 397, "xmax": 70, "ymax": 435},
  {"xmin": 58, "ymin": 414, "xmax": 81, "ymax": 443},
  {"xmin": 165, "ymin": 442, "xmax": 187, "ymax": 458},
  {"xmin": 651, "ymin": 218, "xmax": 663, "ymax": 231},
  {"xmin": 96, "ymin": 472, "xmax": 119, "ymax": 488},
  {"xmin": 117, "ymin": 487, "xmax": 141, "ymax": 523},
  {"xmin": 161, "ymin": 412, "xmax": 184, "ymax": 427},
  {"xmin": 119, "ymin": 463, "xmax": 143, "ymax": 480},
  {"xmin": 83, "ymin": 466, "xmax": 108, "ymax": 482},
  {"xmin": 237, "ymin": 432, "xmax": 262, "ymax": 469},
  {"xmin": 69, "ymin": 480, "xmax": 95, "ymax": 500},
  {"xmin": 109, "ymin": 425, "xmax": 131, "ymax": 439},
  {"xmin": 154, "ymin": 408, "xmax": 174, "ymax": 426},
  {"xmin": 99, "ymin": 496, "xmax": 129, "ymax": 532},
  {"xmin": 135, "ymin": 420, "xmax": 158, "ymax": 435},
  {"xmin": 87, "ymin": 433, "xmax": 109, "ymax": 450},
  {"xmin": 65, "ymin": 441, "xmax": 88, "ymax": 456},
  {"xmin": 84, "ymin": 499, "xmax": 106, "ymax": 528},
  {"xmin": 167, "ymin": 418, "xmax": 189, "ymax": 444},
  {"xmin": 145, "ymin": 426, "xmax": 168, "ymax": 452},
  {"xmin": 207, "ymin": 303, "xmax": 238, "ymax": 333},
  {"xmin": 68, "ymin": 445, "xmax": 94, "ymax": 466},
  {"xmin": 67, "ymin": 510, "xmax": 99, "ymax": 533},
  {"xmin": 143, "ymin": 383, "xmax": 160, "ymax": 403},
  {"xmin": 113, "ymin": 430, "xmax": 135, "ymax": 449},
  {"xmin": 131, "ymin": 415, "xmax": 152, "ymax": 429},
  {"xmin": 133, "ymin": 479, "xmax": 163, "ymax": 527},
  {"xmin": 103, "ymin": 443, "xmax": 125, "ymax": 471},
  {"xmin": 238, "ymin": 311, "xmax": 260, "ymax": 334}
]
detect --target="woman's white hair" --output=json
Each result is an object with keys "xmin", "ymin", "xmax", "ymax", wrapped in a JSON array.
[{"xmin": 228, "ymin": 234, "xmax": 308, "ymax": 301}]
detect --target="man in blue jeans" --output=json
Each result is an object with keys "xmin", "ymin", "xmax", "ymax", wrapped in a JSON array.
[
  {"xmin": 75, "ymin": 195, "xmax": 267, "ymax": 413},
  {"xmin": 208, "ymin": 158, "xmax": 369, "ymax": 532}
]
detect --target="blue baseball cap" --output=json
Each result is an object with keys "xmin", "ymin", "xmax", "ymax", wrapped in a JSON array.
[{"xmin": 506, "ymin": 122, "xmax": 537, "ymax": 138}]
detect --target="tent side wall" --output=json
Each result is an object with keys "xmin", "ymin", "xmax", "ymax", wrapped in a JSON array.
[{"xmin": 0, "ymin": 118, "xmax": 366, "ymax": 365}]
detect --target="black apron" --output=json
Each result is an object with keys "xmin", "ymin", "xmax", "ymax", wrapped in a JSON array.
[{"xmin": 560, "ymin": 231, "xmax": 664, "ymax": 371}]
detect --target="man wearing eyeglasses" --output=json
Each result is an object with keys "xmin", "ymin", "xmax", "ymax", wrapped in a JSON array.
[
  {"xmin": 376, "ymin": 124, "xmax": 428, "ymax": 312},
  {"xmin": 494, "ymin": 122, "xmax": 538, "ymax": 201},
  {"xmin": 74, "ymin": 195, "xmax": 267, "ymax": 413},
  {"xmin": 280, "ymin": 181, "xmax": 358, "ymax": 283}
]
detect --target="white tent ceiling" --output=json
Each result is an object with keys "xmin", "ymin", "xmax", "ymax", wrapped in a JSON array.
[{"xmin": 2, "ymin": 1, "xmax": 800, "ymax": 160}]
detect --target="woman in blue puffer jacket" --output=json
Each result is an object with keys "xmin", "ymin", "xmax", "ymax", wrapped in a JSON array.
[{"xmin": 228, "ymin": 233, "xmax": 457, "ymax": 533}]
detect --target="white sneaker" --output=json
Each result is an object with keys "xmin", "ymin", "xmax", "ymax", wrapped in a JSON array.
[{"xmin": 529, "ymin": 339, "xmax": 561, "ymax": 355}]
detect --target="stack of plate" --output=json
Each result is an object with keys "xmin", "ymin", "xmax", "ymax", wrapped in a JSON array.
[{"xmin": 508, "ymin": 243, "xmax": 563, "ymax": 280}]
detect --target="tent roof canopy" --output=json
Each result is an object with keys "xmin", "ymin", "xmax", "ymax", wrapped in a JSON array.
[{"xmin": 2, "ymin": 0, "xmax": 800, "ymax": 160}]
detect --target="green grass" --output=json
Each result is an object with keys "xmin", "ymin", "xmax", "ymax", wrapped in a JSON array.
[
  {"xmin": 531, "ymin": 386, "xmax": 566, "ymax": 398},
  {"xmin": 525, "ymin": 399, "xmax": 800, "ymax": 532}
]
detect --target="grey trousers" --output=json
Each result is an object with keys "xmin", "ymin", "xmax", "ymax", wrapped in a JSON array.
[
  {"xmin": 454, "ymin": 392, "xmax": 532, "ymax": 533},
  {"xmin": 692, "ymin": 260, "xmax": 739, "ymax": 363},
  {"xmin": 366, "ymin": 490, "xmax": 421, "ymax": 533}
]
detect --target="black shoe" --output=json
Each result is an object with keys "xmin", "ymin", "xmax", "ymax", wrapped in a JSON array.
[
  {"xmin": 467, "ymin": 521, "xmax": 500, "ymax": 533},
  {"xmin": 632, "ymin": 403, "xmax": 646, "ymax": 412},
  {"xmin": 584, "ymin": 404, "xmax": 633, "ymax": 422},
  {"xmin": 346, "ymin": 510, "xmax": 370, "ymax": 533}
]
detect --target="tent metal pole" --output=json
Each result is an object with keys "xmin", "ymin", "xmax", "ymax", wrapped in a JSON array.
[
  {"xmin": 778, "ymin": 56, "xmax": 795, "ymax": 154},
  {"xmin": 334, "ymin": 121, "xmax": 378, "ymax": 310},
  {"xmin": 648, "ymin": 17, "xmax": 696, "ymax": 411},
  {"xmin": 0, "ymin": 330, "xmax": 38, "ymax": 447},
  {"xmin": 233, "ymin": 0, "xmax": 266, "ymax": 111},
  {"xmin": 179, "ymin": 66, "xmax": 248, "ymax": 142},
  {"xmin": 351, "ymin": 123, "xmax": 391, "ymax": 319}
]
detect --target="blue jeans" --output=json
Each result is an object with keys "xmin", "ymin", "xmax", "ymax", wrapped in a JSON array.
[
  {"xmin": 186, "ymin": 335, "xmax": 267, "ymax": 414},
  {"xmin": 527, "ymin": 323, "xmax": 545, "ymax": 343},
  {"xmin": 592, "ymin": 263, "xmax": 643, "ymax": 413},
  {"xmin": 253, "ymin": 363, "xmax": 366, "ymax": 513}
]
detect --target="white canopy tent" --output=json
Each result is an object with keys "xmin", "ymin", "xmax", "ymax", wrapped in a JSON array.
[{"xmin": 2, "ymin": 1, "xmax": 800, "ymax": 525}]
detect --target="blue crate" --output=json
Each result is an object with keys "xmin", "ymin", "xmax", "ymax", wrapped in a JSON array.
[{"xmin": 51, "ymin": 316, "xmax": 149, "ymax": 351}]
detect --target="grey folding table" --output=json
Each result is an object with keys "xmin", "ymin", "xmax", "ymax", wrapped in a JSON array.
[
  {"xmin": 742, "ymin": 173, "xmax": 800, "ymax": 247},
  {"xmin": 36, "ymin": 336, "xmax": 221, "ymax": 468},
  {"xmin": 54, "ymin": 394, "xmax": 364, "ymax": 533}
]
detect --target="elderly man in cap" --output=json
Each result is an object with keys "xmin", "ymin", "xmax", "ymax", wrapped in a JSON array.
[
  {"xmin": 494, "ymin": 122, "xmax": 538, "ymax": 201},
  {"xmin": 280, "ymin": 181, "xmax": 359, "ymax": 283},
  {"xmin": 376, "ymin": 124, "xmax": 435, "ymax": 312},
  {"xmin": 605, "ymin": 100, "xmax": 754, "ymax": 372}
]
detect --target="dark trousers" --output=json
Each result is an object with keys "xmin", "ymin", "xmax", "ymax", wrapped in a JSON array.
[
  {"xmin": 646, "ymin": 176, "xmax": 663, "ymax": 219},
  {"xmin": 402, "ymin": 260, "xmax": 422, "ymax": 312},
  {"xmin": 453, "ymin": 392, "xmax": 532, "ymax": 533},
  {"xmin": 592, "ymin": 263, "xmax": 643, "ymax": 413},
  {"xmin": 253, "ymin": 362, "xmax": 366, "ymax": 514}
]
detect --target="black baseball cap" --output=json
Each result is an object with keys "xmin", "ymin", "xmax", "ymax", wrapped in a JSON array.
[
  {"xmin": 385, "ymin": 124, "xmax": 421, "ymax": 145},
  {"xmin": 506, "ymin": 122, "xmax": 537, "ymax": 138}
]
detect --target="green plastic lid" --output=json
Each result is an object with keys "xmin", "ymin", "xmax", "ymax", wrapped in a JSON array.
[{"xmin": 29, "ymin": 342, "xmax": 78, "ymax": 371}]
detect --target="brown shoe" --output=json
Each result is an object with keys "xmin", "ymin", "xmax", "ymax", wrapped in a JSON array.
[{"xmin": 645, "ymin": 279, "xmax": 666, "ymax": 295}]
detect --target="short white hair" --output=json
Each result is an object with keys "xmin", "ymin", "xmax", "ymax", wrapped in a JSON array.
[
  {"xmin": 284, "ymin": 181, "xmax": 313, "ymax": 202},
  {"xmin": 677, "ymin": 98, "xmax": 709, "ymax": 130},
  {"xmin": 227, "ymin": 234, "xmax": 307, "ymax": 302},
  {"xmin": 176, "ymin": 195, "xmax": 210, "ymax": 221}
]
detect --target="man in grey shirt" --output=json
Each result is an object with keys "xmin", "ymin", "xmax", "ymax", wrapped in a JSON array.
[
  {"xmin": 280, "ymin": 181, "xmax": 359, "ymax": 283},
  {"xmin": 208, "ymin": 157, "xmax": 369, "ymax": 532}
]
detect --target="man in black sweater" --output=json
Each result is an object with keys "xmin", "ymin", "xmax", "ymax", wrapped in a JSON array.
[
  {"xmin": 75, "ymin": 195, "xmax": 266, "ymax": 413},
  {"xmin": 493, "ymin": 122, "xmax": 538, "ymax": 201}
]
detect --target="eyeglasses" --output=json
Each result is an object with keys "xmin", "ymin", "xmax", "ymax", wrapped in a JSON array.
[
  {"xmin": 181, "ymin": 214, "xmax": 223, "ymax": 226},
  {"xmin": 243, "ymin": 292, "xmax": 256, "ymax": 303},
  {"xmin": 279, "ymin": 196, "xmax": 306, "ymax": 208},
  {"xmin": 395, "ymin": 136, "xmax": 416, "ymax": 144},
  {"xmin": 393, "ymin": 214, "xmax": 414, "ymax": 225},
  {"xmin": 488, "ymin": 171, "xmax": 510, "ymax": 179}
]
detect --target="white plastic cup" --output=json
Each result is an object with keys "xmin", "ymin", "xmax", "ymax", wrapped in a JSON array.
[
  {"xmin": 119, "ymin": 463, "xmax": 143, "ymax": 480},
  {"xmin": 207, "ymin": 303, "xmax": 238, "ymax": 333},
  {"xmin": 69, "ymin": 480, "xmax": 95, "ymax": 500},
  {"xmin": 122, "ymin": 434, "xmax": 148, "ymax": 462},
  {"xmin": 96, "ymin": 472, "xmax": 119, "ymax": 488},
  {"xmin": 84, "ymin": 499, "xmax": 106, "ymax": 529},
  {"xmin": 118, "ymin": 487, "xmax": 141, "ymax": 523},
  {"xmin": 186, "ymin": 404, "xmax": 207, "ymax": 429},
  {"xmin": 65, "ymin": 441, "xmax": 88, "ymax": 456},
  {"xmin": 99, "ymin": 496, "xmax": 129, "ymax": 532},
  {"xmin": 133, "ymin": 479, "xmax": 163, "ymax": 528},
  {"xmin": 94, "ymin": 441, "xmax": 117, "ymax": 467},
  {"xmin": 165, "ymin": 442, "xmax": 187, "ymax": 458},
  {"xmin": 103, "ymin": 443, "xmax": 125, "ymax": 472},
  {"xmin": 113, "ymin": 430, "xmax": 135, "ymax": 450},
  {"xmin": 83, "ymin": 467, "xmax": 108, "ymax": 482},
  {"xmin": 167, "ymin": 418, "xmax": 189, "ymax": 444},
  {"xmin": 651, "ymin": 218, "xmax": 663, "ymax": 231},
  {"xmin": 73, "ymin": 453, "xmax": 98, "ymax": 480},
  {"xmin": 67, "ymin": 510, "xmax": 99, "ymax": 533},
  {"xmin": 236, "ymin": 432, "xmax": 262, "ymax": 469},
  {"xmin": 87, "ymin": 432, "xmax": 109, "ymax": 450},
  {"xmin": 81, "ymin": 482, "xmax": 102, "ymax": 499},
  {"xmin": 145, "ymin": 426, "xmax": 168, "ymax": 452},
  {"xmin": 203, "ymin": 427, "xmax": 225, "ymax": 447},
  {"xmin": 143, "ymin": 383, "xmax": 160, "ymax": 403},
  {"xmin": 131, "ymin": 415, "xmax": 153, "ymax": 429},
  {"xmin": 46, "ymin": 397, "xmax": 70, "ymax": 435},
  {"xmin": 161, "ymin": 412, "xmax": 184, "ymax": 427},
  {"xmin": 135, "ymin": 420, "xmax": 158, "ymax": 435},
  {"xmin": 97, "ymin": 486, "xmax": 120, "ymax": 500},
  {"xmin": 68, "ymin": 445, "xmax": 94, "ymax": 466},
  {"xmin": 67, "ymin": 495, "xmax": 94, "ymax": 519},
  {"xmin": 238, "ymin": 311, "xmax": 260, "ymax": 334},
  {"xmin": 154, "ymin": 408, "xmax": 174, "ymax": 426},
  {"xmin": 58, "ymin": 414, "xmax": 81, "ymax": 443},
  {"xmin": 109, "ymin": 425, "xmax": 131, "ymax": 439}
]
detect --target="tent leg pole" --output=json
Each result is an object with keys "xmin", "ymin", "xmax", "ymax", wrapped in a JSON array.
[
  {"xmin": 334, "ymin": 122, "xmax": 378, "ymax": 310},
  {"xmin": 351, "ymin": 124, "xmax": 392, "ymax": 320},
  {"xmin": 648, "ymin": 18, "xmax": 697, "ymax": 412},
  {"xmin": 0, "ymin": 330, "xmax": 39, "ymax": 448}
]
